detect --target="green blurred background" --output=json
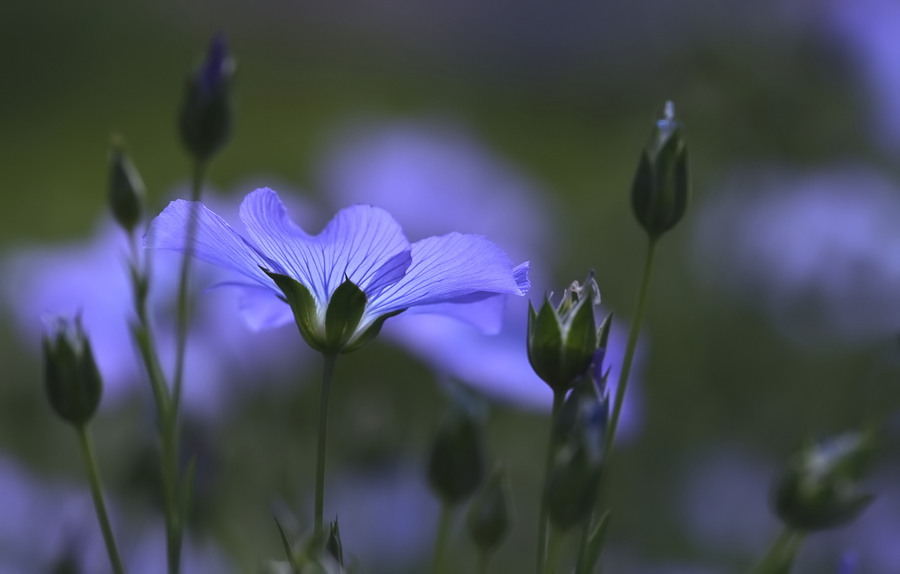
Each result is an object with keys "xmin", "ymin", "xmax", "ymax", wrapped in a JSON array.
[{"xmin": 2, "ymin": 1, "xmax": 898, "ymax": 572}]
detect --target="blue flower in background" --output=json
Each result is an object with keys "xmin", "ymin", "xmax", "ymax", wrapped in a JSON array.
[
  {"xmin": 147, "ymin": 187, "xmax": 530, "ymax": 353},
  {"xmin": 2, "ymin": 191, "xmax": 311, "ymax": 419}
]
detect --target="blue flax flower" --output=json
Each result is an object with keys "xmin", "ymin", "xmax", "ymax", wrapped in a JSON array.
[{"xmin": 147, "ymin": 187, "xmax": 530, "ymax": 354}]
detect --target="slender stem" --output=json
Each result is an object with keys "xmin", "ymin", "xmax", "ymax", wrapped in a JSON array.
[
  {"xmin": 430, "ymin": 502, "xmax": 453, "ymax": 574},
  {"xmin": 476, "ymin": 552, "xmax": 490, "ymax": 574},
  {"xmin": 753, "ymin": 528, "xmax": 803, "ymax": 574},
  {"xmin": 171, "ymin": 161, "xmax": 207, "ymax": 413},
  {"xmin": 536, "ymin": 390, "xmax": 566, "ymax": 574},
  {"xmin": 315, "ymin": 353, "xmax": 337, "ymax": 534},
  {"xmin": 76, "ymin": 426, "xmax": 125, "ymax": 574},
  {"xmin": 543, "ymin": 529, "xmax": 563, "ymax": 574},
  {"xmin": 605, "ymin": 238, "xmax": 657, "ymax": 454}
]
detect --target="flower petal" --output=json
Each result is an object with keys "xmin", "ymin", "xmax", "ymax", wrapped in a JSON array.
[
  {"xmin": 367, "ymin": 232, "xmax": 529, "ymax": 318},
  {"xmin": 145, "ymin": 199, "xmax": 276, "ymax": 289},
  {"xmin": 238, "ymin": 188, "xmax": 411, "ymax": 303}
]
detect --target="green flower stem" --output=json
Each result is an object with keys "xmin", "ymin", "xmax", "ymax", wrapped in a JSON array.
[
  {"xmin": 543, "ymin": 529, "xmax": 563, "ymax": 574},
  {"xmin": 171, "ymin": 160, "xmax": 207, "ymax": 413},
  {"xmin": 536, "ymin": 389, "xmax": 566, "ymax": 574},
  {"xmin": 430, "ymin": 502, "xmax": 453, "ymax": 574},
  {"xmin": 76, "ymin": 425, "xmax": 125, "ymax": 574},
  {"xmin": 753, "ymin": 528, "xmax": 804, "ymax": 574},
  {"xmin": 605, "ymin": 238, "xmax": 657, "ymax": 454},
  {"xmin": 315, "ymin": 353, "xmax": 337, "ymax": 535},
  {"xmin": 476, "ymin": 552, "xmax": 490, "ymax": 574},
  {"xmin": 124, "ymin": 226, "xmax": 181, "ymax": 573}
]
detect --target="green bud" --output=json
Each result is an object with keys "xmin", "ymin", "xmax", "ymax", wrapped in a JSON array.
[
  {"xmin": 107, "ymin": 140, "xmax": 144, "ymax": 232},
  {"xmin": 773, "ymin": 432, "xmax": 876, "ymax": 532},
  {"xmin": 326, "ymin": 517, "xmax": 344, "ymax": 567},
  {"xmin": 631, "ymin": 101, "xmax": 690, "ymax": 240},
  {"xmin": 527, "ymin": 276, "xmax": 602, "ymax": 393},
  {"xmin": 553, "ymin": 374, "xmax": 608, "ymax": 448},
  {"xmin": 466, "ymin": 463, "xmax": 511, "ymax": 555},
  {"xmin": 42, "ymin": 316, "xmax": 103, "ymax": 427},
  {"xmin": 428, "ymin": 405, "xmax": 486, "ymax": 505},
  {"xmin": 545, "ymin": 439, "xmax": 603, "ymax": 530},
  {"xmin": 179, "ymin": 33, "xmax": 235, "ymax": 163}
]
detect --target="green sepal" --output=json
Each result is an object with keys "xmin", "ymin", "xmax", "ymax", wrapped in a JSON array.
[
  {"xmin": 596, "ymin": 312, "xmax": 612, "ymax": 350},
  {"xmin": 326, "ymin": 517, "xmax": 344, "ymax": 567},
  {"xmin": 341, "ymin": 308, "xmax": 405, "ymax": 354},
  {"xmin": 265, "ymin": 270, "xmax": 324, "ymax": 352},
  {"xmin": 560, "ymin": 296, "xmax": 599, "ymax": 385},
  {"xmin": 527, "ymin": 297, "xmax": 563, "ymax": 390},
  {"xmin": 272, "ymin": 514, "xmax": 301, "ymax": 572},
  {"xmin": 324, "ymin": 278, "xmax": 367, "ymax": 352}
]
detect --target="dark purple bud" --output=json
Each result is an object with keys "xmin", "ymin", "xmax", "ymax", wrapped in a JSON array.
[{"xmin": 179, "ymin": 33, "xmax": 235, "ymax": 163}]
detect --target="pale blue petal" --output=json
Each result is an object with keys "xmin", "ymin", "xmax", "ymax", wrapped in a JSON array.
[
  {"xmin": 367, "ymin": 232, "xmax": 529, "ymax": 317},
  {"xmin": 145, "ymin": 199, "xmax": 276, "ymax": 289},
  {"xmin": 212, "ymin": 282, "xmax": 294, "ymax": 331},
  {"xmin": 401, "ymin": 293, "xmax": 507, "ymax": 334},
  {"xmin": 238, "ymin": 189, "xmax": 411, "ymax": 303}
]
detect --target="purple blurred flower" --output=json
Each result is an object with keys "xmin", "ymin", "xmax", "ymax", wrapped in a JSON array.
[
  {"xmin": 0, "ymin": 454, "xmax": 232, "ymax": 573},
  {"xmin": 316, "ymin": 119, "xmax": 642, "ymax": 434},
  {"xmin": 146, "ymin": 187, "xmax": 530, "ymax": 350},
  {"xmin": 825, "ymin": 0, "xmax": 900, "ymax": 150},
  {"xmin": 2, "ymin": 193, "xmax": 308, "ymax": 418},
  {"xmin": 326, "ymin": 464, "xmax": 439, "ymax": 571},
  {"xmin": 693, "ymin": 165, "xmax": 900, "ymax": 346}
]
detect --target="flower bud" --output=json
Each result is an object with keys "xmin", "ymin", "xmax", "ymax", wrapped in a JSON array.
[
  {"xmin": 42, "ymin": 316, "xmax": 103, "ymax": 427},
  {"xmin": 107, "ymin": 140, "xmax": 144, "ymax": 232},
  {"xmin": 527, "ymin": 276, "xmax": 602, "ymax": 394},
  {"xmin": 428, "ymin": 404, "xmax": 486, "ymax": 505},
  {"xmin": 544, "ymin": 438, "xmax": 603, "ymax": 530},
  {"xmin": 466, "ymin": 463, "xmax": 511, "ymax": 555},
  {"xmin": 553, "ymin": 371, "xmax": 608, "ymax": 449},
  {"xmin": 631, "ymin": 101, "xmax": 690, "ymax": 240},
  {"xmin": 773, "ymin": 432, "xmax": 875, "ymax": 532},
  {"xmin": 179, "ymin": 33, "xmax": 235, "ymax": 163}
]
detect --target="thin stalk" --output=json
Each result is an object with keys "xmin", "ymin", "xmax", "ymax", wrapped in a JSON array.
[
  {"xmin": 76, "ymin": 426, "xmax": 125, "ymax": 574},
  {"xmin": 753, "ymin": 528, "xmax": 804, "ymax": 574},
  {"xmin": 430, "ymin": 502, "xmax": 453, "ymax": 574},
  {"xmin": 476, "ymin": 552, "xmax": 490, "ymax": 574},
  {"xmin": 171, "ymin": 161, "xmax": 207, "ymax": 413},
  {"xmin": 536, "ymin": 390, "xmax": 566, "ymax": 574},
  {"xmin": 124, "ymin": 226, "xmax": 180, "ymax": 573},
  {"xmin": 543, "ymin": 529, "xmax": 563, "ymax": 574},
  {"xmin": 605, "ymin": 238, "xmax": 657, "ymax": 454},
  {"xmin": 162, "ymin": 160, "xmax": 207, "ymax": 573},
  {"xmin": 315, "ymin": 353, "xmax": 337, "ymax": 534}
]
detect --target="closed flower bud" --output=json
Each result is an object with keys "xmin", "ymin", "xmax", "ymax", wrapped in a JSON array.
[
  {"xmin": 527, "ymin": 276, "xmax": 602, "ymax": 394},
  {"xmin": 179, "ymin": 33, "xmax": 235, "ymax": 163},
  {"xmin": 42, "ymin": 316, "xmax": 103, "ymax": 427},
  {"xmin": 428, "ymin": 405, "xmax": 486, "ymax": 505},
  {"xmin": 107, "ymin": 141, "xmax": 145, "ymax": 232},
  {"xmin": 553, "ymin": 373, "xmax": 609, "ymax": 449},
  {"xmin": 773, "ymin": 432, "xmax": 875, "ymax": 532},
  {"xmin": 631, "ymin": 101, "xmax": 690, "ymax": 240},
  {"xmin": 545, "ymin": 437, "xmax": 603, "ymax": 530},
  {"xmin": 466, "ymin": 463, "xmax": 511, "ymax": 555}
]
